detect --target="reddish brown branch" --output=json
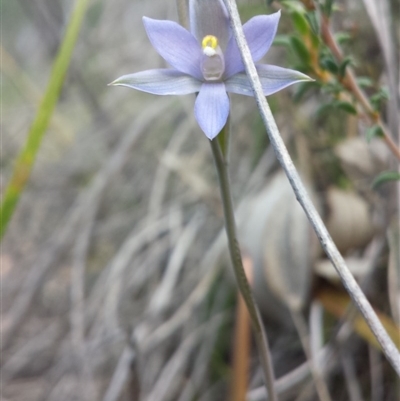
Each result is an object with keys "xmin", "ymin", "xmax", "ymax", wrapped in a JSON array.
[
  {"xmin": 320, "ymin": 15, "xmax": 400, "ymax": 161},
  {"xmin": 231, "ymin": 255, "xmax": 253, "ymax": 401}
]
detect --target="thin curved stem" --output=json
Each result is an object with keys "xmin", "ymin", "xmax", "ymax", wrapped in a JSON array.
[
  {"xmin": 223, "ymin": 0, "xmax": 400, "ymax": 376},
  {"xmin": 210, "ymin": 135, "xmax": 278, "ymax": 401},
  {"xmin": 290, "ymin": 310, "xmax": 333, "ymax": 401}
]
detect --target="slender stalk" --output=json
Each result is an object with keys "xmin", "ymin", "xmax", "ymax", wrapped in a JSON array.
[
  {"xmin": 223, "ymin": 0, "xmax": 400, "ymax": 376},
  {"xmin": 290, "ymin": 310, "xmax": 333, "ymax": 401},
  {"xmin": 0, "ymin": 0, "xmax": 91, "ymax": 239},
  {"xmin": 210, "ymin": 135, "xmax": 278, "ymax": 401}
]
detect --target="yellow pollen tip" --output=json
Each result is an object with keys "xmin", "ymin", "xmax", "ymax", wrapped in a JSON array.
[{"xmin": 202, "ymin": 35, "xmax": 218, "ymax": 50}]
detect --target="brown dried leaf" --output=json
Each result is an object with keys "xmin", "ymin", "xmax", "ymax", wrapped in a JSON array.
[{"xmin": 316, "ymin": 286, "xmax": 400, "ymax": 350}]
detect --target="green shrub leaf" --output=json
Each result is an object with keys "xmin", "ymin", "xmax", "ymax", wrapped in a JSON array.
[
  {"xmin": 290, "ymin": 36, "xmax": 311, "ymax": 65},
  {"xmin": 335, "ymin": 101, "xmax": 357, "ymax": 115},
  {"xmin": 372, "ymin": 171, "xmax": 400, "ymax": 189},
  {"xmin": 366, "ymin": 125, "xmax": 384, "ymax": 142}
]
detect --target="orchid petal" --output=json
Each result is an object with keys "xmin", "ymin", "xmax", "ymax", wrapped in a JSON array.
[
  {"xmin": 189, "ymin": 0, "xmax": 230, "ymax": 50},
  {"xmin": 224, "ymin": 11, "xmax": 281, "ymax": 78},
  {"xmin": 143, "ymin": 17, "xmax": 202, "ymax": 79},
  {"xmin": 225, "ymin": 64, "xmax": 312, "ymax": 96},
  {"xmin": 110, "ymin": 69, "xmax": 202, "ymax": 95},
  {"xmin": 194, "ymin": 83, "xmax": 229, "ymax": 140}
]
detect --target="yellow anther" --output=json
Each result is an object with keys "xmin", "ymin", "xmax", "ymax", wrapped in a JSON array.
[{"xmin": 202, "ymin": 35, "xmax": 218, "ymax": 50}]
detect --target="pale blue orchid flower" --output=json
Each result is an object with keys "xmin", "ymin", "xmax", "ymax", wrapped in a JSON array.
[{"xmin": 111, "ymin": 0, "xmax": 311, "ymax": 140}]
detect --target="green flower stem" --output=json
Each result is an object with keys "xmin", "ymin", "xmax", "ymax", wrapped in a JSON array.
[
  {"xmin": 0, "ymin": 0, "xmax": 91, "ymax": 239},
  {"xmin": 210, "ymin": 134, "xmax": 278, "ymax": 401}
]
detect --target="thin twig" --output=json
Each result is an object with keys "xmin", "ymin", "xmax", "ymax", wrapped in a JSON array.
[
  {"xmin": 223, "ymin": 0, "xmax": 400, "ymax": 376},
  {"xmin": 103, "ymin": 346, "xmax": 136, "ymax": 401},
  {"xmin": 148, "ymin": 212, "xmax": 203, "ymax": 315},
  {"xmin": 210, "ymin": 137, "xmax": 278, "ymax": 401},
  {"xmin": 247, "ymin": 346, "xmax": 333, "ymax": 401},
  {"xmin": 368, "ymin": 346, "xmax": 384, "ymax": 401},
  {"xmin": 1, "ymin": 99, "xmax": 172, "ymax": 351},
  {"xmin": 340, "ymin": 350, "xmax": 365, "ymax": 401},
  {"xmin": 70, "ymin": 207, "xmax": 98, "ymax": 401},
  {"xmin": 290, "ymin": 310, "xmax": 333, "ymax": 401}
]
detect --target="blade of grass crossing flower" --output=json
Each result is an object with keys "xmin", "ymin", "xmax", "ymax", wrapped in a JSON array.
[
  {"xmin": 0, "ymin": 0, "xmax": 91, "ymax": 239},
  {"xmin": 223, "ymin": 0, "xmax": 400, "ymax": 376}
]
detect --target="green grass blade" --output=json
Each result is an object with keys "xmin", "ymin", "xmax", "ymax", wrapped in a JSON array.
[{"xmin": 0, "ymin": 0, "xmax": 91, "ymax": 239}]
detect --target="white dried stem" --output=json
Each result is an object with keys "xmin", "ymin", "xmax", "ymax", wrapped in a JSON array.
[{"xmin": 223, "ymin": 0, "xmax": 400, "ymax": 376}]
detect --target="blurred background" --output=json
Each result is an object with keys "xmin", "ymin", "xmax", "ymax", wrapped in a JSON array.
[{"xmin": 1, "ymin": 0, "xmax": 399, "ymax": 400}]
